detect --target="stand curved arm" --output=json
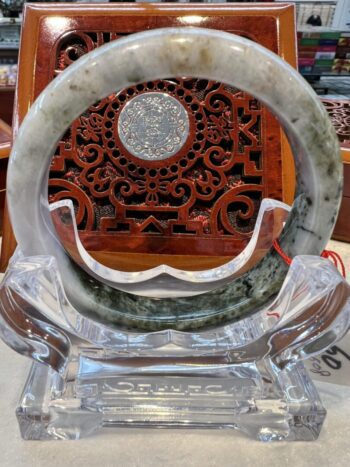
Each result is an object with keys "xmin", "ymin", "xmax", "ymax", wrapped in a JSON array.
[
  {"xmin": 0, "ymin": 267, "xmax": 70, "ymax": 375},
  {"xmin": 269, "ymin": 281, "xmax": 350, "ymax": 367}
]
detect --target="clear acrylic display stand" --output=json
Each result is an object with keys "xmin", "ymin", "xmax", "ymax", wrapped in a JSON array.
[{"xmin": 1, "ymin": 200, "xmax": 349, "ymax": 441}]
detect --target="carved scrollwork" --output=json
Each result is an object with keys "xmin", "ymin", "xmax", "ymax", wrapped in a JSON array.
[
  {"xmin": 48, "ymin": 30, "xmax": 281, "ymax": 255},
  {"xmin": 322, "ymin": 99, "xmax": 350, "ymax": 148}
]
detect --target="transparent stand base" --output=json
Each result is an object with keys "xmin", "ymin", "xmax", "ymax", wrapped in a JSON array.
[
  {"xmin": 17, "ymin": 345, "xmax": 326, "ymax": 442},
  {"xmin": 1, "ymin": 201, "xmax": 349, "ymax": 442}
]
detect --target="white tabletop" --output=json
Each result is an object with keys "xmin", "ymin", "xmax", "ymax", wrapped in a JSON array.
[{"xmin": 0, "ymin": 339, "xmax": 349, "ymax": 467}]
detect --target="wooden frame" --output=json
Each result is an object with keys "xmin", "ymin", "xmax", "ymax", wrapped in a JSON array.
[{"xmin": 0, "ymin": 2, "xmax": 297, "ymax": 271}]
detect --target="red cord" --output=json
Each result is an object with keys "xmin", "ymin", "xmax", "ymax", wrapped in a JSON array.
[
  {"xmin": 321, "ymin": 250, "xmax": 346, "ymax": 278},
  {"xmin": 272, "ymin": 239, "xmax": 346, "ymax": 278},
  {"xmin": 272, "ymin": 239, "xmax": 292, "ymax": 265}
]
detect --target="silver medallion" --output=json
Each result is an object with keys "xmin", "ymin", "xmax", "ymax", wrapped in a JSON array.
[{"xmin": 118, "ymin": 92, "xmax": 189, "ymax": 160}]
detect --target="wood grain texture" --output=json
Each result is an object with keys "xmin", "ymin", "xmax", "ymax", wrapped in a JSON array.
[
  {"xmin": 0, "ymin": 118, "xmax": 11, "ymax": 234},
  {"xmin": 0, "ymin": 87, "xmax": 15, "ymax": 127}
]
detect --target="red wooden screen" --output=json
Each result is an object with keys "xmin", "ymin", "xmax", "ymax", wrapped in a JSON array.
[
  {"xmin": 0, "ymin": 4, "xmax": 297, "ymax": 270},
  {"xmin": 46, "ymin": 24, "xmax": 283, "ymax": 257}
]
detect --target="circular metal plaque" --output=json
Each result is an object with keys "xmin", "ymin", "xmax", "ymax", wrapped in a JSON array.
[{"xmin": 118, "ymin": 92, "xmax": 189, "ymax": 161}]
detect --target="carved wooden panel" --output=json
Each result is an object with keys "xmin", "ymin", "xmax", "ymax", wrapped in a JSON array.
[
  {"xmin": 322, "ymin": 99, "xmax": 350, "ymax": 149},
  {"xmin": 0, "ymin": 4, "xmax": 297, "ymax": 270},
  {"xmin": 323, "ymin": 98, "xmax": 350, "ymax": 243},
  {"xmin": 48, "ymin": 29, "xmax": 283, "ymax": 256}
]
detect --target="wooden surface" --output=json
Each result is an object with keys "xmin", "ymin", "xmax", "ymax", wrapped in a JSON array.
[
  {"xmin": 0, "ymin": 118, "xmax": 11, "ymax": 234},
  {"xmin": 0, "ymin": 2, "xmax": 298, "ymax": 271},
  {"xmin": 0, "ymin": 118, "xmax": 11, "ymax": 158},
  {"xmin": 333, "ymin": 158, "xmax": 350, "ymax": 243},
  {"xmin": 0, "ymin": 86, "xmax": 15, "ymax": 127}
]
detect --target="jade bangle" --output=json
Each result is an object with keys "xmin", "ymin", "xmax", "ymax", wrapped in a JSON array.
[{"xmin": 7, "ymin": 28, "xmax": 342, "ymax": 331}]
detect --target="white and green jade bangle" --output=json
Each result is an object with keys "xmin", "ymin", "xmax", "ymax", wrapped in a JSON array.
[{"xmin": 7, "ymin": 28, "xmax": 342, "ymax": 331}]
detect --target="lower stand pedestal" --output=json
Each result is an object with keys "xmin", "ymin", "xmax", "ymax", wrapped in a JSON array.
[{"xmin": 17, "ymin": 346, "xmax": 326, "ymax": 441}]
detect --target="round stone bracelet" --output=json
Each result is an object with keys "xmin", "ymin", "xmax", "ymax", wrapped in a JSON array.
[{"xmin": 7, "ymin": 28, "xmax": 342, "ymax": 331}]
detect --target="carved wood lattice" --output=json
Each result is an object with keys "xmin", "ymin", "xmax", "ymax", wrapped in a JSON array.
[
  {"xmin": 48, "ymin": 31, "xmax": 282, "ymax": 256},
  {"xmin": 322, "ymin": 99, "xmax": 350, "ymax": 149}
]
